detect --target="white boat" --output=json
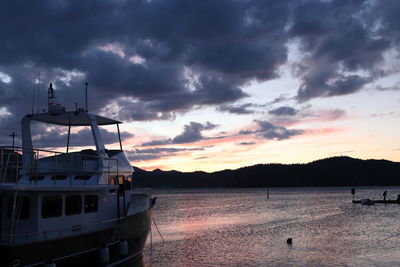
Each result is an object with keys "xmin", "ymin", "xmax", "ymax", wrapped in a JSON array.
[
  {"xmin": 360, "ymin": 199, "xmax": 375, "ymax": 205},
  {"xmin": 0, "ymin": 84, "xmax": 155, "ymax": 266}
]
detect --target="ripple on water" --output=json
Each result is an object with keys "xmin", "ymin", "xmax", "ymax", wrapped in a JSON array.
[{"xmin": 139, "ymin": 187, "xmax": 400, "ymax": 267}]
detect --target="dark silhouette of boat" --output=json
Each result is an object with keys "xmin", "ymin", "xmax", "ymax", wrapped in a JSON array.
[
  {"xmin": 353, "ymin": 199, "xmax": 400, "ymax": 204},
  {"xmin": 0, "ymin": 83, "xmax": 155, "ymax": 266}
]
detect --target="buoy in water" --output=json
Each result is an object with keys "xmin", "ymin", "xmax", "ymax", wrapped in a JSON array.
[{"xmin": 287, "ymin": 238, "xmax": 293, "ymax": 244}]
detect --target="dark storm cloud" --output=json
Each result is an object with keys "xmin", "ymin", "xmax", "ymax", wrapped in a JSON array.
[
  {"xmin": 267, "ymin": 105, "xmax": 347, "ymax": 126},
  {"xmin": 141, "ymin": 121, "xmax": 218, "ymax": 146},
  {"xmin": 374, "ymin": 82, "xmax": 400, "ymax": 92},
  {"xmin": 217, "ymin": 103, "xmax": 256, "ymax": 115},
  {"xmin": 0, "ymin": 65, "xmax": 58, "ymax": 145},
  {"xmin": 173, "ymin": 122, "xmax": 218, "ymax": 144},
  {"xmin": 140, "ymin": 139, "xmax": 171, "ymax": 147},
  {"xmin": 240, "ymin": 120, "xmax": 303, "ymax": 140},
  {"xmin": 237, "ymin": 142, "xmax": 256, "ymax": 146},
  {"xmin": 267, "ymin": 94, "xmax": 293, "ymax": 106},
  {"xmin": 32, "ymin": 127, "xmax": 133, "ymax": 148},
  {"xmin": 0, "ymin": 0, "xmax": 400, "ymax": 139},
  {"xmin": 289, "ymin": 0, "xmax": 394, "ymax": 102},
  {"xmin": 102, "ymin": 98, "xmax": 176, "ymax": 122},
  {"xmin": 268, "ymin": 106, "xmax": 298, "ymax": 116},
  {"xmin": 256, "ymin": 120, "xmax": 303, "ymax": 140},
  {"xmin": 296, "ymin": 70, "xmax": 371, "ymax": 101},
  {"xmin": 373, "ymin": 1, "xmax": 400, "ymax": 50},
  {"xmin": 0, "ymin": 0, "xmax": 292, "ymax": 130}
]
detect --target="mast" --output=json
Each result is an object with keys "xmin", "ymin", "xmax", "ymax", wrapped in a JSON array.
[
  {"xmin": 48, "ymin": 83, "xmax": 55, "ymax": 113},
  {"xmin": 117, "ymin": 123, "xmax": 123, "ymax": 151},
  {"xmin": 85, "ymin": 82, "xmax": 88, "ymax": 111},
  {"xmin": 9, "ymin": 132, "xmax": 17, "ymax": 149},
  {"xmin": 66, "ymin": 123, "xmax": 71, "ymax": 153}
]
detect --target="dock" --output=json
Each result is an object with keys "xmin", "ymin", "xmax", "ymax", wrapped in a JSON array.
[{"xmin": 352, "ymin": 199, "xmax": 400, "ymax": 204}]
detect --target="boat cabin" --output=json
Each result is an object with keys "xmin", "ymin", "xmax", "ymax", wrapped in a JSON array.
[
  {"xmin": 0, "ymin": 84, "xmax": 153, "ymax": 267},
  {"xmin": 0, "ymin": 95, "xmax": 141, "ymax": 246}
]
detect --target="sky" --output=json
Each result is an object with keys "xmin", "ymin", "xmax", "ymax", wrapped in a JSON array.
[{"xmin": 0, "ymin": 0, "xmax": 400, "ymax": 172}]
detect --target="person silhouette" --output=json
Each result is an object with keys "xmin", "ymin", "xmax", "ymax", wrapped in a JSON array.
[{"xmin": 383, "ymin": 190, "xmax": 387, "ymax": 201}]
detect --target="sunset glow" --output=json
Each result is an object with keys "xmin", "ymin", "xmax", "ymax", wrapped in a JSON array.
[{"xmin": 0, "ymin": 0, "xmax": 399, "ymax": 172}]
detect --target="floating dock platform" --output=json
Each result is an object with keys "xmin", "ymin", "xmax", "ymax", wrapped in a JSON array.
[{"xmin": 352, "ymin": 199, "xmax": 400, "ymax": 204}]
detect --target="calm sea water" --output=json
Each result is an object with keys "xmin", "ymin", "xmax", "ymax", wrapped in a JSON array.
[{"xmin": 135, "ymin": 187, "xmax": 400, "ymax": 266}]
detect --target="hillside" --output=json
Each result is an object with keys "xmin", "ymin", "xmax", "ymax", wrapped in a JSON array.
[{"xmin": 132, "ymin": 156, "xmax": 400, "ymax": 188}]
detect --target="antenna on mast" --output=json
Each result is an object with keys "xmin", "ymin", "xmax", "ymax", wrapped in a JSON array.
[
  {"xmin": 48, "ymin": 83, "xmax": 55, "ymax": 113},
  {"xmin": 47, "ymin": 83, "xmax": 65, "ymax": 115},
  {"xmin": 85, "ymin": 82, "xmax": 88, "ymax": 111},
  {"xmin": 37, "ymin": 71, "xmax": 41, "ymax": 114},
  {"xmin": 9, "ymin": 132, "xmax": 17, "ymax": 149},
  {"xmin": 32, "ymin": 74, "xmax": 36, "ymax": 115}
]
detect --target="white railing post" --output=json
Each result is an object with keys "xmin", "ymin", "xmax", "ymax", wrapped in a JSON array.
[
  {"xmin": 54, "ymin": 152, "xmax": 57, "ymax": 185},
  {"xmin": 35, "ymin": 149, "xmax": 38, "ymax": 177},
  {"xmin": 70, "ymin": 154, "xmax": 73, "ymax": 186},
  {"xmin": 0, "ymin": 148, "xmax": 3, "ymax": 183},
  {"xmin": 15, "ymin": 148, "xmax": 19, "ymax": 184}
]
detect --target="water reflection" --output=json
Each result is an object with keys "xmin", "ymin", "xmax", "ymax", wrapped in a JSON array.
[
  {"xmin": 136, "ymin": 187, "xmax": 400, "ymax": 266},
  {"xmin": 121, "ymin": 254, "xmax": 145, "ymax": 267}
]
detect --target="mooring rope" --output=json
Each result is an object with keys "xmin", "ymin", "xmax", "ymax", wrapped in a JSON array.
[
  {"xmin": 376, "ymin": 230, "xmax": 400, "ymax": 244},
  {"xmin": 152, "ymin": 218, "xmax": 165, "ymax": 242}
]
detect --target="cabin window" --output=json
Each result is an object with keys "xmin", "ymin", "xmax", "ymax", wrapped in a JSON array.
[
  {"xmin": 109, "ymin": 175, "xmax": 125, "ymax": 186},
  {"xmin": 65, "ymin": 195, "xmax": 82, "ymax": 216},
  {"xmin": 30, "ymin": 175, "xmax": 44, "ymax": 181},
  {"xmin": 125, "ymin": 176, "xmax": 132, "ymax": 190},
  {"xmin": 118, "ymin": 176, "xmax": 124, "ymax": 185},
  {"xmin": 75, "ymin": 175, "xmax": 91, "ymax": 180},
  {"xmin": 118, "ymin": 176, "xmax": 125, "ymax": 192},
  {"xmin": 7, "ymin": 197, "xmax": 30, "ymax": 219},
  {"xmin": 42, "ymin": 196, "xmax": 62, "ymax": 218},
  {"xmin": 51, "ymin": 175, "xmax": 68, "ymax": 180},
  {"xmin": 84, "ymin": 195, "xmax": 98, "ymax": 213}
]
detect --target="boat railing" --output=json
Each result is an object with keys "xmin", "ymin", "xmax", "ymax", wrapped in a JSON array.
[
  {"xmin": 0, "ymin": 215, "xmax": 127, "ymax": 245},
  {"xmin": 0, "ymin": 146, "xmax": 120, "ymax": 185}
]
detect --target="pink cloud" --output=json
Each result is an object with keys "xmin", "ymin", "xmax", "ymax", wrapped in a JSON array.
[
  {"xmin": 280, "ymin": 108, "xmax": 348, "ymax": 127},
  {"xmin": 317, "ymin": 109, "xmax": 347, "ymax": 121},
  {"xmin": 303, "ymin": 127, "xmax": 346, "ymax": 136}
]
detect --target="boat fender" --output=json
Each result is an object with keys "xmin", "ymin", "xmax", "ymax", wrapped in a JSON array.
[
  {"xmin": 118, "ymin": 240, "xmax": 128, "ymax": 256},
  {"xmin": 11, "ymin": 259, "xmax": 20, "ymax": 267},
  {"xmin": 151, "ymin": 197, "xmax": 157, "ymax": 207},
  {"xmin": 98, "ymin": 246, "xmax": 110, "ymax": 264}
]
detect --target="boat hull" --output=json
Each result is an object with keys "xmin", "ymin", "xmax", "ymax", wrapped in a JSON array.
[{"xmin": 0, "ymin": 208, "xmax": 152, "ymax": 267}]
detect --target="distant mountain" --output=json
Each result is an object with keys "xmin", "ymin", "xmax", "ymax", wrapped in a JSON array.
[{"xmin": 132, "ymin": 156, "xmax": 400, "ymax": 188}]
